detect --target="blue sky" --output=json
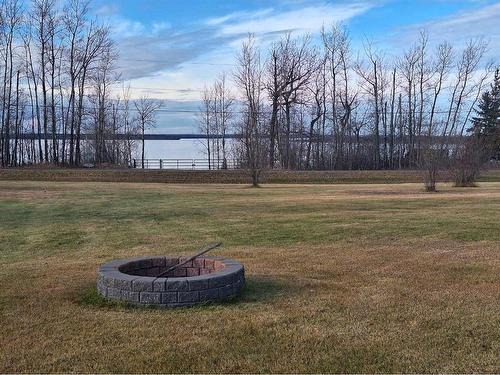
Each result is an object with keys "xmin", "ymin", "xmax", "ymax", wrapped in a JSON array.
[
  {"xmin": 90, "ymin": 0, "xmax": 500, "ymax": 100},
  {"xmin": 86, "ymin": 0, "xmax": 500, "ymax": 157}
]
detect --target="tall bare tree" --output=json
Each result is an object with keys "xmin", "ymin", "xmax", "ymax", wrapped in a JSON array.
[
  {"xmin": 234, "ymin": 35, "xmax": 265, "ymax": 186},
  {"xmin": 198, "ymin": 85, "xmax": 213, "ymax": 169},
  {"xmin": 355, "ymin": 40, "xmax": 384, "ymax": 169},
  {"xmin": 134, "ymin": 96, "xmax": 161, "ymax": 169}
]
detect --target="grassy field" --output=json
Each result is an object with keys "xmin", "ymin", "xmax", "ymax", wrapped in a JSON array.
[{"xmin": 0, "ymin": 180, "xmax": 499, "ymax": 373}]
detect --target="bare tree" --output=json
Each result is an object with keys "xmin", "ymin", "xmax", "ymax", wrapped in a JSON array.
[
  {"xmin": 1, "ymin": 0, "xmax": 23, "ymax": 166},
  {"xmin": 120, "ymin": 85, "xmax": 137, "ymax": 166},
  {"xmin": 443, "ymin": 38, "xmax": 487, "ymax": 138},
  {"xmin": 415, "ymin": 31, "xmax": 431, "ymax": 160},
  {"xmin": 198, "ymin": 85, "xmax": 213, "ymax": 169},
  {"xmin": 265, "ymin": 42, "xmax": 284, "ymax": 168},
  {"xmin": 280, "ymin": 35, "xmax": 317, "ymax": 169},
  {"xmin": 428, "ymin": 41, "xmax": 453, "ymax": 136},
  {"xmin": 134, "ymin": 96, "xmax": 161, "ymax": 169},
  {"xmin": 355, "ymin": 40, "xmax": 384, "ymax": 169},
  {"xmin": 398, "ymin": 44, "xmax": 419, "ymax": 166},
  {"xmin": 234, "ymin": 35, "xmax": 265, "ymax": 186},
  {"xmin": 212, "ymin": 73, "xmax": 234, "ymax": 169},
  {"xmin": 305, "ymin": 56, "xmax": 326, "ymax": 169},
  {"xmin": 75, "ymin": 24, "xmax": 113, "ymax": 165},
  {"xmin": 322, "ymin": 24, "xmax": 357, "ymax": 169},
  {"xmin": 31, "ymin": 0, "xmax": 55, "ymax": 163},
  {"xmin": 88, "ymin": 41, "xmax": 119, "ymax": 164}
]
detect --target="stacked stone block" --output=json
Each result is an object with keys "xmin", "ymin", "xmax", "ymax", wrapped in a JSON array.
[{"xmin": 97, "ymin": 256, "xmax": 245, "ymax": 307}]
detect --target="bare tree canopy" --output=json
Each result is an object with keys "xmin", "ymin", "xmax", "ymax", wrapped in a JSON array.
[
  {"xmin": 134, "ymin": 96, "xmax": 161, "ymax": 168},
  {"xmin": 218, "ymin": 26, "xmax": 497, "ymax": 186},
  {"xmin": 0, "ymin": 0, "xmax": 145, "ymax": 167}
]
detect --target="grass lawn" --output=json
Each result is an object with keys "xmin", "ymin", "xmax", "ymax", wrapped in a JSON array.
[{"xmin": 0, "ymin": 181, "xmax": 499, "ymax": 373}]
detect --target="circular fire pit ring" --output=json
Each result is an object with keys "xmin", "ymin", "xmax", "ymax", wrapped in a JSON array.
[{"xmin": 97, "ymin": 256, "xmax": 245, "ymax": 307}]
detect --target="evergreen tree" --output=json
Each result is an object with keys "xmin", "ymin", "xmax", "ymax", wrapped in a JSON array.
[{"xmin": 471, "ymin": 68, "xmax": 500, "ymax": 158}]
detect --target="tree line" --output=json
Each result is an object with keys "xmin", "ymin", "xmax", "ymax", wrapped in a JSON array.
[
  {"xmin": 0, "ymin": 0, "xmax": 162, "ymax": 168},
  {"xmin": 0, "ymin": 1, "xmax": 497, "ymax": 177},
  {"xmin": 200, "ymin": 28, "xmax": 498, "ymax": 186}
]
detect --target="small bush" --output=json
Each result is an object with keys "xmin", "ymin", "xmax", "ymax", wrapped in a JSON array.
[{"xmin": 451, "ymin": 137, "xmax": 489, "ymax": 187}]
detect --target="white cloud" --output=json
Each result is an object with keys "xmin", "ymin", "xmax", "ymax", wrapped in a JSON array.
[
  {"xmin": 434, "ymin": 3, "xmax": 500, "ymax": 29},
  {"xmin": 215, "ymin": 2, "xmax": 375, "ymax": 36},
  {"xmin": 153, "ymin": 22, "xmax": 171, "ymax": 34},
  {"xmin": 111, "ymin": 18, "xmax": 146, "ymax": 38},
  {"xmin": 206, "ymin": 9, "xmax": 274, "ymax": 26},
  {"xmin": 394, "ymin": 3, "xmax": 500, "ymax": 59},
  {"xmin": 113, "ymin": 1, "xmax": 375, "ymax": 95},
  {"xmin": 106, "ymin": 17, "xmax": 170, "ymax": 40},
  {"xmin": 95, "ymin": 3, "xmax": 120, "ymax": 16}
]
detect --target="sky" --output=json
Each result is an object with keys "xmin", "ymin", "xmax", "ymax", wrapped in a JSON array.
[{"xmin": 88, "ymin": 0, "xmax": 500, "ymax": 159}]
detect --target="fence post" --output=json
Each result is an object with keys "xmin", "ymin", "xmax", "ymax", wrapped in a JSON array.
[
  {"xmin": 159, "ymin": 159, "xmax": 163, "ymax": 169},
  {"xmin": 133, "ymin": 159, "xmax": 136, "ymax": 168}
]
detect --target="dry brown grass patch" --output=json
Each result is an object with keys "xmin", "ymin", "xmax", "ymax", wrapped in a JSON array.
[{"xmin": 0, "ymin": 181, "xmax": 499, "ymax": 373}]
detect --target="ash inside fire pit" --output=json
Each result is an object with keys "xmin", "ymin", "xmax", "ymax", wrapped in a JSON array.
[{"xmin": 97, "ymin": 256, "xmax": 245, "ymax": 307}]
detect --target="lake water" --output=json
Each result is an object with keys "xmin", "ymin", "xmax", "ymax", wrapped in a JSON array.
[{"xmin": 142, "ymin": 139, "xmax": 206, "ymax": 159}]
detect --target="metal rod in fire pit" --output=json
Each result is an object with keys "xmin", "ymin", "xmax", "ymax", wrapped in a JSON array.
[{"xmin": 156, "ymin": 242, "xmax": 222, "ymax": 278}]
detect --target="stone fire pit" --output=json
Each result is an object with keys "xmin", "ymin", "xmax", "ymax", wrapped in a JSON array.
[{"xmin": 97, "ymin": 256, "xmax": 245, "ymax": 307}]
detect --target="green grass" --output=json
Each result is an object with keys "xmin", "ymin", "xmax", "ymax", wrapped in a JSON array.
[{"xmin": 0, "ymin": 181, "xmax": 499, "ymax": 373}]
